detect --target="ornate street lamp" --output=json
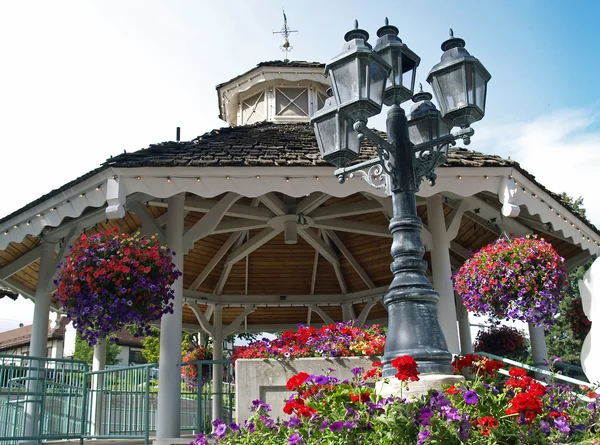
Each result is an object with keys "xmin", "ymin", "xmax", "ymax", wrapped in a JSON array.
[{"xmin": 312, "ymin": 21, "xmax": 490, "ymax": 378}]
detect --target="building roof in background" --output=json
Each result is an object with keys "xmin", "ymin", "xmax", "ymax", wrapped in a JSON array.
[{"xmin": 0, "ymin": 317, "xmax": 69, "ymax": 351}]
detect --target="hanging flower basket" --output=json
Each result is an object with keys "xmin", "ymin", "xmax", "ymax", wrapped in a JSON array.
[
  {"xmin": 453, "ymin": 236, "xmax": 568, "ymax": 329},
  {"xmin": 55, "ymin": 228, "xmax": 181, "ymax": 345},
  {"xmin": 565, "ymin": 297, "xmax": 592, "ymax": 341},
  {"xmin": 474, "ymin": 324, "xmax": 529, "ymax": 361}
]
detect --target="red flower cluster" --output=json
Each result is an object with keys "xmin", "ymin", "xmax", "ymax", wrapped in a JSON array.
[
  {"xmin": 350, "ymin": 392, "xmax": 371, "ymax": 403},
  {"xmin": 363, "ymin": 361, "xmax": 383, "ymax": 380},
  {"xmin": 452, "ymin": 354, "xmax": 504, "ymax": 378},
  {"xmin": 504, "ymin": 367, "xmax": 547, "ymax": 423},
  {"xmin": 232, "ymin": 322, "xmax": 385, "ymax": 363},
  {"xmin": 391, "ymin": 355, "xmax": 419, "ymax": 382},
  {"xmin": 286, "ymin": 372, "xmax": 310, "ymax": 391},
  {"xmin": 474, "ymin": 416, "xmax": 499, "ymax": 436},
  {"xmin": 283, "ymin": 396, "xmax": 315, "ymax": 417}
]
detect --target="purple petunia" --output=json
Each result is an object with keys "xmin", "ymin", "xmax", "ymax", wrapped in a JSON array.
[
  {"xmin": 464, "ymin": 390, "xmax": 479, "ymax": 405},
  {"xmin": 288, "ymin": 433, "xmax": 304, "ymax": 445}
]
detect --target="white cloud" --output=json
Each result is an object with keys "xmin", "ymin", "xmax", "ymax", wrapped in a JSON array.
[{"xmin": 475, "ymin": 108, "xmax": 600, "ymax": 227}]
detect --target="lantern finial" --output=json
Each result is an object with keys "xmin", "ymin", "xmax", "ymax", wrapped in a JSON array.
[
  {"xmin": 344, "ymin": 20, "xmax": 370, "ymax": 42},
  {"xmin": 418, "ymin": 83, "xmax": 423, "ymax": 93},
  {"xmin": 441, "ymin": 28, "xmax": 466, "ymax": 51},
  {"xmin": 385, "ymin": 17, "xmax": 389, "ymax": 26}
]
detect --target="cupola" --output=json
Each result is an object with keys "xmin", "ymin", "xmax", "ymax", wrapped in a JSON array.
[{"xmin": 216, "ymin": 61, "xmax": 330, "ymax": 126}]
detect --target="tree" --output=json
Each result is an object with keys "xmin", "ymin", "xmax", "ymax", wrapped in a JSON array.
[
  {"xmin": 560, "ymin": 192, "xmax": 587, "ymax": 219},
  {"xmin": 73, "ymin": 335, "xmax": 122, "ymax": 365},
  {"xmin": 141, "ymin": 328, "xmax": 205, "ymax": 363}
]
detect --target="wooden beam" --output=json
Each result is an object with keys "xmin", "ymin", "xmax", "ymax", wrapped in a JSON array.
[
  {"xmin": 324, "ymin": 230, "xmax": 375, "ymax": 289},
  {"xmin": 184, "ymin": 300, "xmax": 214, "ymax": 335},
  {"xmin": 312, "ymin": 219, "xmax": 391, "ymax": 238},
  {"xmin": 445, "ymin": 199, "xmax": 470, "ymax": 241},
  {"xmin": 0, "ymin": 277, "xmax": 35, "ymax": 300},
  {"xmin": 223, "ymin": 306, "xmax": 256, "ymax": 336},
  {"xmin": 307, "ymin": 305, "xmax": 334, "ymax": 324},
  {"xmin": 258, "ymin": 193, "xmax": 286, "ymax": 216},
  {"xmin": 189, "ymin": 232, "xmax": 243, "ymax": 290},
  {"xmin": 450, "ymin": 241, "xmax": 470, "ymax": 259},
  {"xmin": 566, "ymin": 251, "xmax": 592, "ymax": 272},
  {"xmin": 214, "ymin": 199, "xmax": 261, "ymax": 295},
  {"xmin": 151, "ymin": 197, "xmax": 274, "ymax": 221},
  {"xmin": 363, "ymin": 193, "xmax": 392, "ymax": 218},
  {"xmin": 298, "ymin": 228, "xmax": 340, "ymax": 266},
  {"xmin": 310, "ymin": 231, "xmax": 320, "ymax": 295},
  {"xmin": 129, "ymin": 201, "xmax": 166, "ymax": 244},
  {"xmin": 357, "ymin": 300, "xmax": 379, "ymax": 326},
  {"xmin": 224, "ymin": 228, "xmax": 282, "ymax": 266},
  {"xmin": 310, "ymin": 200, "xmax": 384, "ymax": 220},
  {"xmin": 182, "ymin": 192, "xmax": 241, "ymax": 252},
  {"xmin": 0, "ymin": 247, "xmax": 42, "ymax": 280},
  {"xmin": 322, "ymin": 231, "xmax": 347, "ymax": 294},
  {"xmin": 212, "ymin": 219, "xmax": 268, "ymax": 234},
  {"xmin": 297, "ymin": 193, "xmax": 330, "ymax": 215}
]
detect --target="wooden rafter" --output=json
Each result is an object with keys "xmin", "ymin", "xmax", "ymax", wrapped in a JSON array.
[
  {"xmin": 322, "ymin": 231, "xmax": 347, "ymax": 294},
  {"xmin": 189, "ymin": 232, "xmax": 243, "ymax": 290},
  {"xmin": 324, "ymin": 229, "xmax": 375, "ymax": 289},
  {"xmin": 129, "ymin": 201, "xmax": 166, "ymax": 244},
  {"xmin": 312, "ymin": 219, "xmax": 391, "ymax": 238},
  {"xmin": 298, "ymin": 228, "xmax": 339, "ymax": 266},
  {"xmin": 182, "ymin": 192, "xmax": 241, "ymax": 253},
  {"xmin": 224, "ymin": 228, "xmax": 283, "ymax": 267},
  {"xmin": 297, "ymin": 193, "xmax": 330, "ymax": 215},
  {"xmin": 152, "ymin": 197, "xmax": 273, "ymax": 221},
  {"xmin": 258, "ymin": 193, "xmax": 286, "ymax": 215},
  {"xmin": 310, "ymin": 200, "xmax": 383, "ymax": 220}
]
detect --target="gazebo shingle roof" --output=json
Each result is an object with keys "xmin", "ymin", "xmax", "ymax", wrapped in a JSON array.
[{"xmin": 1, "ymin": 121, "xmax": 597, "ymax": 236}]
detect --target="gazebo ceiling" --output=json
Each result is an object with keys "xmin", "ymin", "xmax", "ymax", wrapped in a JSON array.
[{"xmin": 1, "ymin": 121, "xmax": 599, "ymax": 333}]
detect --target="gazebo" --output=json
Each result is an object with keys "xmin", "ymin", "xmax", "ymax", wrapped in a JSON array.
[{"xmin": 0, "ymin": 60, "xmax": 598, "ymax": 442}]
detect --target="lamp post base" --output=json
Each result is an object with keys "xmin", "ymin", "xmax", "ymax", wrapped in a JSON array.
[{"xmin": 376, "ymin": 374, "xmax": 465, "ymax": 400}]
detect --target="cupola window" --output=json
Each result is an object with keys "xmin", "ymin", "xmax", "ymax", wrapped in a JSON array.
[
  {"xmin": 275, "ymin": 87, "xmax": 309, "ymax": 118},
  {"xmin": 241, "ymin": 91, "xmax": 266, "ymax": 124}
]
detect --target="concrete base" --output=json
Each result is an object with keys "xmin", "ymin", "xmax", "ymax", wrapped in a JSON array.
[
  {"xmin": 376, "ymin": 374, "xmax": 464, "ymax": 400},
  {"xmin": 153, "ymin": 438, "xmax": 195, "ymax": 445},
  {"xmin": 235, "ymin": 357, "xmax": 380, "ymax": 424}
]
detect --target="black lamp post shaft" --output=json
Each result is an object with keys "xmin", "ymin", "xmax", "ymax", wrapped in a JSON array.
[{"xmin": 382, "ymin": 105, "xmax": 453, "ymax": 376}]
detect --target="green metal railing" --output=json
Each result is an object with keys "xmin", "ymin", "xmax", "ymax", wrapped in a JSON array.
[
  {"xmin": 0, "ymin": 354, "xmax": 88, "ymax": 445},
  {"xmin": 0, "ymin": 355, "xmax": 234, "ymax": 445},
  {"xmin": 83, "ymin": 363, "xmax": 154, "ymax": 444},
  {"xmin": 180, "ymin": 359, "xmax": 235, "ymax": 434}
]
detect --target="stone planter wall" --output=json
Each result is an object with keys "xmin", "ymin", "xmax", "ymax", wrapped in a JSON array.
[{"xmin": 235, "ymin": 357, "xmax": 380, "ymax": 423}]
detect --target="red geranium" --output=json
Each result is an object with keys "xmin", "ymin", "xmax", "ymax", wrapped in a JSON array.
[{"xmin": 391, "ymin": 355, "xmax": 419, "ymax": 382}]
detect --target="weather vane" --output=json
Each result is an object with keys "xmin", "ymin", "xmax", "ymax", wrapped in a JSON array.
[{"xmin": 273, "ymin": 10, "xmax": 297, "ymax": 62}]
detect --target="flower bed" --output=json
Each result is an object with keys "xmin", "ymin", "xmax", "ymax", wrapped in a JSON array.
[
  {"xmin": 453, "ymin": 235, "xmax": 568, "ymax": 329},
  {"xmin": 214, "ymin": 354, "xmax": 599, "ymax": 445},
  {"xmin": 232, "ymin": 322, "xmax": 385, "ymax": 363}
]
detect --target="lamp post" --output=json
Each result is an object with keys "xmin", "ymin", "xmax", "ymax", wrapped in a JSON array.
[{"xmin": 312, "ymin": 20, "xmax": 490, "ymax": 378}]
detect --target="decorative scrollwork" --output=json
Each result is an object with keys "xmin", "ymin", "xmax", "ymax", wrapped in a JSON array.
[
  {"xmin": 349, "ymin": 163, "xmax": 389, "ymax": 192},
  {"xmin": 413, "ymin": 143, "xmax": 451, "ymax": 190}
]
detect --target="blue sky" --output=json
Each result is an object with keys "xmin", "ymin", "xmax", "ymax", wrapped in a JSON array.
[{"xmin": 0, "ymin": 0, "xmax": 599, "ymax": 329}]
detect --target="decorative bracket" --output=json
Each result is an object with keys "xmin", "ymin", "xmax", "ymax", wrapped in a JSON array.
[
  {"xmin": 105, "ymin": 177, "xmax": 126, "ymax": 220},
  {"xmin": 334, "ymin": 122, "xmax": 475, "ymax": 195}
]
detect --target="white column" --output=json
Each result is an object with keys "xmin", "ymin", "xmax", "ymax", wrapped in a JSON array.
[
  {"xmin": 22, "ymin": 241, "xmax": 56, "ymax": 442},
  {"xmin": 455, "ymin": 293, "xmax": 473, "ymax": 354},
  {"xmin": 528, "ymin": 323, "xmax": 549, "ymax": 367},
  {"xmin": 29, "ymin": 242, "xmax": 56, "ymax": 358},
  {"xmin": 90, "ymin": 339, "xmax": 107, "ymax": 436},
  {"xmin": 426, "ymin": 195, "xmax": 460, "ymax": 355},
  {"xmin": 212, "ymin": 305, "xmax": 223, "ymax": 423},
  {"xmin": 156, "ymin": 194, "xmax": 185, "ymax": 441}
]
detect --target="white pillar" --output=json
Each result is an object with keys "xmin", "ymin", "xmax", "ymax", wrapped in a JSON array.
[
  {"xmin": 528, "ymin": 323, "xmax": 549, "ymax": 367},
  {"xmin": 22, "ymin": 241, "xmax": 55, "ymax": 442},
  {"xmin": 90, "ymin": 339, "xmax": 107, "ymax": 435},
  {"xmin": 455, "ymin": 293, "xmax": 473, "ymax": 354},
  {"xmin": 426, "ymin": 195, "xmax": 460, "ymax": 355},
  {"xmin": 29, "ymin": 242, "xmax": 56, "ymax": 358},
  {"xmin": 156, "ymin": 194, "xmax": 185, "ymax": 441},
  {"xmin": 212, "ymin": 305, "xmax": 223, "ymax": 423}
]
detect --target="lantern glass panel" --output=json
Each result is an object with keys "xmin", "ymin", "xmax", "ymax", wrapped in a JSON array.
[
  {"xmin": 342, "ymin": 116, "xmax": 361, "ymax": 157},
  {"xmin": 402, "ymin": 67, "xmax": 415, "ymax": 93},
  {"xmin": 369, "ymin": 60, "xmax": 388, "ymax": 105},
  {"xmin": 331, "ymin": 59, "xmax": 359, "ymax": 106},
  {"xmin": 437, "ymin": 67, "xmax": 467, "ymax": 112},
  {"xmin": 475, "ymin": 69, "xmax": 486, "ymax": 110},
  {"xmin": 466, "ymin": 64, "xmax": 474, "ymax": 105},
  {"xmin": 359, "ymin": 57, "xmax": 369, "ymax": 98},
  {"xmin": 315, "ymin": 116, "xmax": 338, "ymax": 159}
]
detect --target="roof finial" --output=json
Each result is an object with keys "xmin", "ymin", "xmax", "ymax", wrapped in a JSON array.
[
  {"xmin": 273, "ymin": 9, "xmax": 298, "ymax": 62},
  {"xmin": 419, "ymin": 82, "xmax": 423, "ymax": 93},
  {"xmin": 385, "ymin": 17, "xmax": 389, "ymax": 26},
  {"xmin": 449, "ymin": 28, "xmax": 454, "ymax": 38}
]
